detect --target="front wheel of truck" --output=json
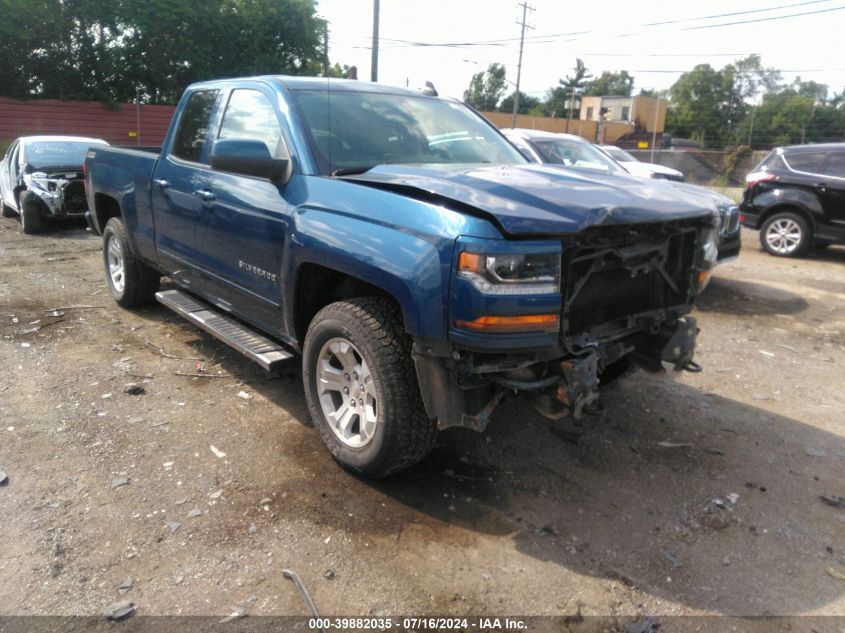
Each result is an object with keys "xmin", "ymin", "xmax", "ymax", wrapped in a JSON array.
[
  {"xmin": 303, "ymin": 297, "xmax": 437, "ymax": 478},
  {"xmin": 102, "ymin": 217, "xmax": 160, "ymax": 307}
]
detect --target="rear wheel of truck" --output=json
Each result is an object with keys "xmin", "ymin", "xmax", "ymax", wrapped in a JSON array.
[
  {"xmin": 302, "ymin": 297, "xmax": 437, "ymax": 478},
  {"xmin": 20, "ymin": 198, "xmax": 47, "ymax": 234},
  {"xmin": 102, "ymin": 217, "xmax": 160, "ymax": 307}
]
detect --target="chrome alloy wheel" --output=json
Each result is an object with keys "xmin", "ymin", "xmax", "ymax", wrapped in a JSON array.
[
  {"xmin": 316, "ymin": 337, "xmax": 378, "ymax": 448},
  {"xmin": 765, "ymin": 218, "xmax": 802, "ymax": 255},
  {"xmin": 107, "ymin": 235, "xmax": 126, "ymax": 293}
]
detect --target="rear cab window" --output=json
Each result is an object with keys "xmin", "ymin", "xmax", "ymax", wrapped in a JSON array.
[{"xmin": 170, "ymin": 89, "xmax": 221, "ymax": 164}]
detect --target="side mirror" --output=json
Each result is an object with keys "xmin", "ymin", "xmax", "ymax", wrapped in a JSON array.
[{"xmin": 210, "ymin": 138, "xmax": 291, "ymax": 185}]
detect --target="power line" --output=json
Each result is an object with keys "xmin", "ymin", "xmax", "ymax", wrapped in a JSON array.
[
  {"xmin": 684, "ymin": 4, "xmax": 845, "ymax": 29},
  {"xmin": 643, "ymin": 0, "xmax": 835, "ymax": 26}
]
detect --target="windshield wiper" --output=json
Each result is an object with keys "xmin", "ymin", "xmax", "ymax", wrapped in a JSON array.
[{"xmin": 331, "ymin": 165, "xmax": 377, "ymax": 177}]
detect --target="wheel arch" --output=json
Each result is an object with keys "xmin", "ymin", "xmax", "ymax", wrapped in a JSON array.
[
  {"xmin": 291, "ymin": 262, "xmax": 408, "ymax": 345},
  {"xmin": 758, "ymin": 203, "xmax": 816, "ymax": 235},
  {"xmin": 92, "ymin": 192, "xmax": 122, "ymax": 235}
]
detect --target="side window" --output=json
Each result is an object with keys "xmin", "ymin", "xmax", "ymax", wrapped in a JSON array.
[
  {"xmin": 822, "ymin": 152, "xmax": 845, "ymax": 178},
  {"xmin": 218, "ymin": 89, "xmax": 283, "ymax": 157},
  {"xmin": 508, "ymin": 137, "xmax": 539, "ymax": 163},
  {"xmin": 784, "ymin": 152, "xmax": 825, "ymax": 173},
  {"xmin": 171, "ymin": 89, "xmax": 220, "ymax": 163}
]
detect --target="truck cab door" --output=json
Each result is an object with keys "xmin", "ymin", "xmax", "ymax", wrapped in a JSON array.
[
  {"xmin": 191, "ymin": 87, "xmax": 294, "ymax": 335},
  {"xmin": 150, "ymin": 89, "xmax": 221, "ymax": 282}
]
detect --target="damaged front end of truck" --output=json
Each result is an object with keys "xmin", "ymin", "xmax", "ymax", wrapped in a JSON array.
[{"xmin": 413, "ymin": 212, "xmax": 719, "ymax": 432}]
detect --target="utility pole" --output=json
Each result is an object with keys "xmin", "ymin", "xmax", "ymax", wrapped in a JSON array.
[
  {"xmin": 747, "ymin": 106, "xmax": 755, "ymax": 147},
  {"xmin": 511, "ymin": 2, "xmax": 534, "ymax": 128},
  {"xmin": 371, "ymin": 0, "xmax": 380, "ymax": 82},
  {"xmin": 323, "ymin": 20, "xmax": 329, "ymax": 76},
  {"xmin": 650, "ymin": 98, "xmax": 661, "ymax": 162}
]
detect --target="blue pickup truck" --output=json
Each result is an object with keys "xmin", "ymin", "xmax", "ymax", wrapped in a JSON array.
[{"xmin": 85, "ymin": 76, "xmax": 719, "ymax": 477}]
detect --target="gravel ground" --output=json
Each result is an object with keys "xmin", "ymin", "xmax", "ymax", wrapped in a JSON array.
[{"xmin": 1, "ymin": 217, "xmax": 844, "ymax": 624}]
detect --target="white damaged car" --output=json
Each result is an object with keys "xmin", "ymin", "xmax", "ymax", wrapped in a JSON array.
[{"xmin": 0, "ymin": 135, "xmax": 108, "ymax": 234}]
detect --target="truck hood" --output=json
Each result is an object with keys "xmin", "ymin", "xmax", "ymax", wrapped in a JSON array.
[{"xmin": 342, "ymin": 163, "xmax": 713, "ymax": 236}]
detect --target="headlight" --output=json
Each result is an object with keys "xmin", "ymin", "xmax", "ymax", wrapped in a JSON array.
[
  {"xmin": 696, "ymin": 217, "xmax": 720, "ymax": 292},
  {"xmin": 457, "ymin": 251, "xmax": 560, "ymax": 295}
]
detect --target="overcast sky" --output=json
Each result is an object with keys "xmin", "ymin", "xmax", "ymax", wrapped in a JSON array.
[{"xmin": 316, "ymin": 0, "xmax": 845, "ymax": 102}]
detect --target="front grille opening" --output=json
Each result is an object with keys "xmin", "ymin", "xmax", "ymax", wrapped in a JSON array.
[
  {"xmin": 562, "ymin": 225, "xmax": 697, "ymax": 339},
  {"xmin": 62, "ymin": 180, "xmax": 88, "ymax": 213}
]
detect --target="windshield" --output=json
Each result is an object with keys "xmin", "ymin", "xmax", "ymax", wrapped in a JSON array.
[
  {"xmin": 290, "ymin": 90, "xmax": 526, "ymax": 175},
  {"xmin": 24, "ymin": 141, "xmax": 105, "ymax": 170},
  {"xmin": 602, "ymin": 146, "xmax": 637, "ymax": 162},
  {"xmin": 533, "ymin": 138, "xmax": 626, "ymax": 175}
]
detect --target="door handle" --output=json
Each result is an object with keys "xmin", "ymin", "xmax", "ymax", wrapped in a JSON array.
[
  {"xmin": 153, "ymin": 178, "xmax": 170, "ymax": 189},
  {"xmin": 193, "ymin": 189, "xmax": 216, "ymax": 202}
]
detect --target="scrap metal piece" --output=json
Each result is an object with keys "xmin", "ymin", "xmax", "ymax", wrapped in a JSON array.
[{"xmin": 282, "ymin": 569, "xmax": 324, "ymax": 632}]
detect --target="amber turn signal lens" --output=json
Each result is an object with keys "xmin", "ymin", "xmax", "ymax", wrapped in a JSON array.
[
  {"xmin": 454, "ymin": 314, "xmax": 559, "ymax": 333},
  {"xmin": 457, "ymin": 252, "xmax": 483, "ymax": 273}
]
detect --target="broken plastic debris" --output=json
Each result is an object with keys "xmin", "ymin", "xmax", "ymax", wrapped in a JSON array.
[
  {"xmin": 726, "ymin": 493, "xmax": 740, "ymax": 505},
  {"xmin": 820, "ymin": 495, "xmax": 844, "ymax": 507},
  {"xmin": 164, "ymin": 519, "xmax": 181, "ymax": 533},
  {"xmin": 110, "ymin": 477, "xmax": 129, "ymax": 490},
  {"xmin": 187, "ymin": 508, "xmax": 202, "ymax": 518},
  {"xmin": 826, "ymin": 566, "xmax": 845, "ymax": 581},
  {"xmin": 237, "ymin": 390, "xmax": 252, "ymax": 400},
  {"xmin": 117, "ymin": 578, "xmax": 133, "ymax": 594},
  {"xmin": 104, "ymin": 600, "xmax": 136, "ymax": 620},
  {"xmin": 209, "ymin": 489, "xmax": 224, "ymax": 499},
  {"xmin": 219, "ymin": 606, "xmax": 246, "ymax": 624},
  {"xmin": 210, "ymin": 445, "xmax": 226, "ymax": 459}
]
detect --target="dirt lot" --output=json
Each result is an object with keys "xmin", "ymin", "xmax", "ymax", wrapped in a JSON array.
[{"xmin": 1, "ymin": 216, "xmax": 845, "ymax": 624}]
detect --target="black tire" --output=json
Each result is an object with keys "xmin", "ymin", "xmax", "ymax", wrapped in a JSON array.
[
  {"xmin": 302, "ymin": 297, "xmax": 437, "ymax": 478},
  {"xmin": 102, "ymin": 217, "xmax": 160, "ymax": 307},
  {"xmin": 759, "ymin": 211, "xmax": 810, "ymax": 257},
  {"xmin": 20, "ymin": 197, "xmax": 47, "ymax": 234}
]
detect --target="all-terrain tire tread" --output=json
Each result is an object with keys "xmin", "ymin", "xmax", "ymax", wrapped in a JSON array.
[
  {"xmin": 103, "ymin": 217, "xmax": 160, "ymax": 307},
  {"xmin": 305, "ymin": 297, "xmax": 437, "ymax": 478}
]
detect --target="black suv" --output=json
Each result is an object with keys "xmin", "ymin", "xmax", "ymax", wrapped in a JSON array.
[{"xmin": 741, "ymin": 143, "xmax": 845, "ymax": 257}]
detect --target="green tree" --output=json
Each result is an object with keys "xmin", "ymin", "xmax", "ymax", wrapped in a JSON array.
[
  {"xmin": 0, "ymin": 0, "xmax": 325, "ymax": 104},
  {"xmin": 724, "ymin": 54, "xmax": 781, "ymax": 102},
  {"xmin": 499, "ymin": 91, "xmax": 540, "ymax": 115},
  {"xmin": 558, "ymin": 58, "xmax": 592, "ymax": 121},
  {"xmin": 792, "ymin": 78, "xmax": 828, "ymax": 104},
  {"xmin": 531, "ymin": 86, "xmax": 569, "ymax": 117},
  {"xmin": 665, "ymin": 64, "xmax": 743, "ymax": 148},
  {"xmin": 584, "ymin": 70, "xmax": 634, "ymax": 97},
  {"xmin": 462, "ymin": 63, "xmax": 507, "ymax": 111}
]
